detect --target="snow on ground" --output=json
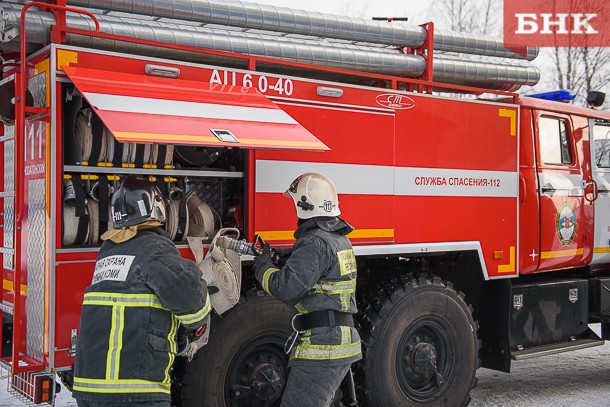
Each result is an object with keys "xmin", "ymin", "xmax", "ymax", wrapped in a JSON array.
[
  {"xmin": 0, "ymin": 326, "xmax": 607, "ymax": 406},
  {"xmin": 0, "ymin": 374, "xmax": 76, "ymax": 407}
]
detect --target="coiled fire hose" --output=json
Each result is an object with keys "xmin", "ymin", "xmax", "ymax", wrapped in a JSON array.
[
  {"xmin": 151, "ymin": 144, "xmax": 175, "ymax": 167},
  {"xmin": 74, "ymin": 107, "xmax": 175, "ymax": 167},
  {"xmin": 185, "ymin": 190, "xmax": 217, "ymax": 239},
  {"xmin": 62, "ymin": 177, "xmax": 89, "ymax": 246},
  {"xmin": 73, "ymin": 108, "xmax": 108, "ymax": 164},
  {"xmin": 165, "ymin": 191, "xmax": 189, "ymax": 241},
  {"xmin": 189, "ymin": 228, "xmax": 243, "ymax": 315},
  {"xmin": 62, "ymin": 203, "xmax": 89, "ymax": 246}
]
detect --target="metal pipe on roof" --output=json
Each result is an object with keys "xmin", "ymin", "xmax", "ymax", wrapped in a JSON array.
[
  {"xmin": 66, "ymin": 0, "xmax": 539, "ymax": 61},
  {"xmin": 0, "ymin": 5, "xmax": 540, "ymax": 91}
]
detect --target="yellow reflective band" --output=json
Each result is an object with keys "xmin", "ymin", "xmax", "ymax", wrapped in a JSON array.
[
  {"xmin": 83, "ymin": 292, "xmax": 165, "ymax": 309},
  {"xmin": 114, "ymin": 306, "xmax": 125, "ymax": 380},
  {"xmin": 256, "ymin": 229, "xmax": 394, "ymax": 241},
  {"xmin": 176, "ymin": 292, "xmax": 211, "ymax": 325},
  {"xmin": 3, "ymin": 279, "xmax": 28, "ymax": 296},
  {"xmin": 294, "ymin": 301, "xmax": 307, "ymax": 314},
  {"xmin": 337, "ymin": 249, "xmax": 357, "ymax": 276},
  {"xmin": 105, "ymin": 305, "xmax": 125, "ymax": 381},
  {"xmin": 309, "ymin": 279, "xmax": 357, "ymax": 296},
  {"xmin": 85, "ymin": 292, "xmax": 160, "ymax": 299},
  {"xmin": 164, "ymin": 315, "xmax": 178, "ymax": 384},
  {"xmin": 340, "ymin": 292, "xmax": 351, "ymax": 312},
  {"xmin": 73, "ymin": 377, "xmax": 171, "ymax": 394},
  {"xmin": 291, "ymin": 341, "xmax": 362, "ymax": 361},
  {"xmin": 261, "ymin": 267, "xmax": 280, "ymax": 295},
  {"xmin": 541, "ymin": 248, "xmax": 584, "ymax": 259},
  {"xmin": 340, "ymin": 326, "xmax": 351, "ymax": 345},
  {"xmin": 300, "ymin": 331, "xmax": 312, "ymax": 344}
]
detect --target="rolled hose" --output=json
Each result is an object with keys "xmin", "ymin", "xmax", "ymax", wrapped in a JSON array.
[
  {"xmin": 86, "ymin": 198, "xmax": 99, "ymax": 245},
  {"xmin": 62, "ymin": 204, "xmax": 89, "ymax": 246},
  {"xmin": 74, "ymin": 108, "xmax": 109, "ymax": 164},
  {"xmin": 150, "ymin": 144, "xmax": 175, "ymax": 167},
  {"xmin": 194, "ymin": 228, "xmax": 242, "ymax": 315},
  {"xmin": 165, "ymin": 196, "xmax": 189, "ymax": 241},
  {"xmin": 185, "ymin": 190, "xmax": 216, "ymax": 239},
  {"xmin": 74, "ymin": 107, "xmax": 170, "ymax": 166}
]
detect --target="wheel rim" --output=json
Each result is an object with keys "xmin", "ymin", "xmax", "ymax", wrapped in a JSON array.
[
  {"xmin": 396, "ymin": 316, "xmax": 456, "ymax": 402},
  {"xmin": 226, "ymin": 332, "xmax": 289, "ymax": 407}
]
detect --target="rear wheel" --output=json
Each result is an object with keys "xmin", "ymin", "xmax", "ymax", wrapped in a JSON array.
[
  {"xmin": 179, "ymin": 292, "xmax": 294, "ymax": 407},
  {"xmin": 359, "ymin": 274, "xmax": 480, "ymax": 406}
]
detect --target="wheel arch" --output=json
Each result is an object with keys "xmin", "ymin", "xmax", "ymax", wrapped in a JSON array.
[{"xmin": 354, "ymin": 242, "xmax": 487, "ymax": 320}]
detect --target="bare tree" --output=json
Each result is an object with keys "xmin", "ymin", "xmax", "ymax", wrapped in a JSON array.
[
  {"xmin": 432, "ymin": 0, "xmax": 502, "ymax": 35},
  {"xmin": 547, "ymin": 47, "xmax": 610, "ymax": 100},
  {"xmin": 430, "ymin": 0, "xmax": 609, "ymax": 105}
]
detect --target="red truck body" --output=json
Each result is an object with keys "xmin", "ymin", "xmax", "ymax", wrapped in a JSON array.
[{"xmin": 1, "ymin": 4, "xmax": 610, "ymax": 406}]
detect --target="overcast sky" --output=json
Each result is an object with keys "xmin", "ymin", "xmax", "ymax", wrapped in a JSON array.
[
  {"xmin": 253, "ymin": 0, "xmax": 560, "ymax": 94},
  {"xmin": 254, "ymin": 0, "xmax": 433, "ymax": 25}
]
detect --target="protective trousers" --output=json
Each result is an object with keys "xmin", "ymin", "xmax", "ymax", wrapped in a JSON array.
[{"xmin": 280, "ymin": 363, "xmax": 351, "ymax": 407}]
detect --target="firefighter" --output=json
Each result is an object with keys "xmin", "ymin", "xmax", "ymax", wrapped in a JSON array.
[
  {"xmin": 253, "ymin": 172, "xmax": 361, "ymax": 407},
  {"xmin": 72, "ymin": 176, "xmax": 211, "ymax": 407}
]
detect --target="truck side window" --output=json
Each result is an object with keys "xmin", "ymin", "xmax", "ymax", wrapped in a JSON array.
[
  {"xmin": 593, "ymin": 122, "xmax": 610, "ymax": 168},
  {"xmin": 539, "ymin": 117, "xmax": 572, "ymax": 165}
]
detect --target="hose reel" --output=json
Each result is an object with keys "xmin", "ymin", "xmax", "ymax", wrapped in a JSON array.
[
  {"xmin": 73, "ymin": 107, "xmax": 175, "ymax": 167},
  {"xmin": 186, "ymin": 190, "xmax": 218, "ymax": 240},
  {"xmin": 190, "ymin": 228, "xmax": 243, "ymax": 315}
]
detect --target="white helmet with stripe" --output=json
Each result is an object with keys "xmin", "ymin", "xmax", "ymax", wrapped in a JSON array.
[{"xmin": 284, "ymin": 173, "xmax": 340, "ymax": 219}]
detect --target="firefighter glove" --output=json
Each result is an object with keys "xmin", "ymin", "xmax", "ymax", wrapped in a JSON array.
[
  {"xmin": 253, "ymin": 243, "xmax": 274, "ymax": 273},
  {"xmin": 177, "ymin": 319, "xmax": 210, "ymax": 362}
]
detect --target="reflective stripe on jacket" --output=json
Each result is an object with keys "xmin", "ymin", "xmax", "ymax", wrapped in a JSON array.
[
  {"xmin": 255, "ymin": 217, "xmax": 362, "ymax": 366},
  {"xmin": 73, "ymin": 228, "xmax": 210, "ymax": 403}
]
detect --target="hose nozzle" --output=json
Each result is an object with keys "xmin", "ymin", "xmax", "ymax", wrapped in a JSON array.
[{"xmin": 216, "ymin": 236, "xmax": 255, "ymax": 256}]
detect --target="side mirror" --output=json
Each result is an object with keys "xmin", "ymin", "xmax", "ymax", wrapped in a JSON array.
[{"xmin": 587, "ymin": 91, "xmax": 606, "ymax": 108}]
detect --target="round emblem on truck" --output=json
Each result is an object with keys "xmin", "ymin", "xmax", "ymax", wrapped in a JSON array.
[
  {"xmin": 555, "ymin": 202, "xmax": 576, "ymax": 246},
  {"xmin": 375, "ymin": 93, "xmax": 415, "ymax": 110}
]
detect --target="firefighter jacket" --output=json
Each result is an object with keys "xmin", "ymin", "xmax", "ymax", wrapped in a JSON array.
[
  {"xmin": 72, "ymin": 228, "xmax": 211, "ymax": 403},
  {"xmin": 254, "ymin": 217, "xmax": 362, "ymax": 366}
]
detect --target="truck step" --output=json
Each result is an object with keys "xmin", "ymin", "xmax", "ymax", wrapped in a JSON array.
[
  {"xmin": 0, "ymin": 360, "xmax": 55, "ymax": 405},
  {"xmin": 511, "ymin": 338, "xmax": 605, "ymax": 360},
  {"xmin": 9, "ymin": 370, "xmax": 55, "ymax": 405}
]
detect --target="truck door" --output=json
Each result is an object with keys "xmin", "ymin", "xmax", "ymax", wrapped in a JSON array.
[
  {"xmin": 590, "ymin": 119, "xmax": 610, "ymax": 265},
  {"xmin": 535, "ymin": 113, "xmax": 593, "ymax": 271}
]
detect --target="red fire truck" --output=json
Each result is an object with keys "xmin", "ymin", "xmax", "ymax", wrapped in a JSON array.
[{"xmin": 1, "ymin": 1, "xmax": 610, "ymax": 406}]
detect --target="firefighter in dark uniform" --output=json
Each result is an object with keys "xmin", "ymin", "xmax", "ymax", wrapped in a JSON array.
[
  {"xmin": 72, "ymin": 176, "xmax": 211, "ymax": 407},
  {"xmin": 253, "ymin": 172, "xmax": 361, "ymax": 407}
]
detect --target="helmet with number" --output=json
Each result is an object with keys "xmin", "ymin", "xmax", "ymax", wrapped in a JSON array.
[
  {"xmin": 111, "ymin": 175, "xmax": 166, "ymax": 229},
  {"xmin": 283, "ymin": 172, "xmax": 340, "ymax": 219}
]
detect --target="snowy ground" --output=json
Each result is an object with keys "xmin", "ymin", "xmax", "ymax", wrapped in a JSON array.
[{"xmin": 0, "ymin": 326, "xmax": 608, "ymax": 406}]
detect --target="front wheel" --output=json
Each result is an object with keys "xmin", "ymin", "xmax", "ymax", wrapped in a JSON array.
[
  {"xmin": 359, "ymin": 274, "xmax": 480, "ymax": 406},
  {"xmin": 178, "ymin": 292, "xmax": 294, "ymax": 407}
]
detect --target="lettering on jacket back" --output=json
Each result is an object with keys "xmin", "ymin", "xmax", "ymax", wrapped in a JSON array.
[{"xmin": 92, "ymin": 255, "xmax": 136, "ymax": 284}]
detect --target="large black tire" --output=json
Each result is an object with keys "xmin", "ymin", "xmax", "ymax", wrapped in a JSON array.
[
  {"xmin": 179, "ymin": 291, "xmax": 294, "ymax": 407},
  {"xmin": 359, "ymin": 274, "xmax": 480, "ymax": 406}
]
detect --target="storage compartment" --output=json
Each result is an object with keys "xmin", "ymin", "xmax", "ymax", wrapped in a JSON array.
[
  {"xmin": 509, "ymin": 279, "xmax": 589, "ymax": 349},
  {"xmin": 61, "ymin": 85, "xmax": 246, "ymax": 247}
]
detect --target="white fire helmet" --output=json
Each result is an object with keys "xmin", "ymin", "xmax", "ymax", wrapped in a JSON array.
[{"xmin": 283, "ymin": 173, "xmax": 340, "ymax": 219}]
